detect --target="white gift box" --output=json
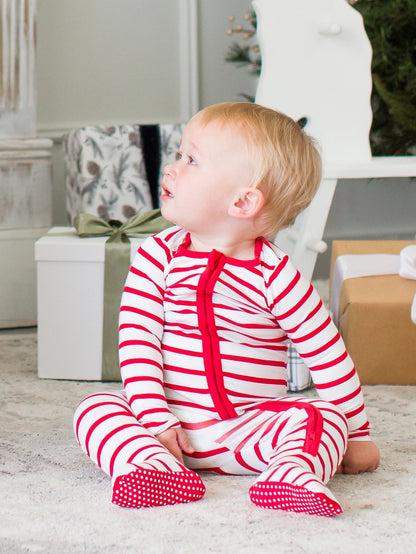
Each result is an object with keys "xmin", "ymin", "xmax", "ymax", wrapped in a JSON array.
[{"xmin": 35, "ymin": 227, "xmax": 143, "ymax": 380}]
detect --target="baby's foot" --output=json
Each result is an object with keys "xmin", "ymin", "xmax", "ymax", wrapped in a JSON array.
[
  {"xmin": 112, "ymin": 466, "xmax": 205, "ymax": 508},
  {"xmin": 249, "ymin": 481, "xmax": 342, "ymax": 517}
]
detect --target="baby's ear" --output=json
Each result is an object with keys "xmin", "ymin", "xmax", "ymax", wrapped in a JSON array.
[{"xmin": 228, "ymin": 188, "xmax": 264, "ymax": 219}]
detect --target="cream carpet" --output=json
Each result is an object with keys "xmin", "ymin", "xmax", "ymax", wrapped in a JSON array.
[{"xmin": 1, "ymin": 327, "xmax": 415, "ymax": 554}]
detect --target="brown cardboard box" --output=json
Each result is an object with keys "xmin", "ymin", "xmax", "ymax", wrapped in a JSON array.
[{"xmin": 330, "ymin": 241, "xmax": 416, "ymax": 385}]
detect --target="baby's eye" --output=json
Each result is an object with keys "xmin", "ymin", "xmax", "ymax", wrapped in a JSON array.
[
  {"xmin": 188, "ymin": 156, "xmax": 196, "ymax": 165},
  {"xmin": 175, "ymin": 151, "xmax": 182, "ymax": 161}
]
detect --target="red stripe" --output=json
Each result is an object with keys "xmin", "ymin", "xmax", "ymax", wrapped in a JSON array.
[
  {"xmin": 123, "ymin": 375, "xmax": 163, "ymax": 387},
  {"xmin": 187, "ymin": 447, "xmax": 229, "ymax": 459},
  {"xmin": 163, "ymin": 344, "xmax": 202, "ymax": 357},
  {"xmin": 164, "ymin": 382, "xmax": 209, "ymax": 394},
  {"xmin": 254, "ymin": 442, "xmax": 268, "ymax": 465},
  {"xmin": 222, "ymin": 371, "xmax": 286, "ymax": 385},
  {"xmin": 276, "ymin": 283, "xmax": 314, "ymax": 321},
  {"xmin": 235, "ymin": 451, "xmax": 259, "ymax": 472},
  {"xmin": 75, "ymin": 397, "xmax": 130, "ymax": 439},
  {"xmin": 119, "ymin": 322, "xmax": 155, "ymax": 333},
  {"xmin": 310, "ymin": 350, "xmax": 349, "ymax": 371},
  {"xmin": 181, "ymin": 419, "xmax": 220, "ymax": 430},
  {"xmin": 218, "ymin": 412, "xmax": 265, "ymax": 448},
  {"xmin": 350, "ymin": 430, "xmax": 371, "ymax": 438},
  {"xmin": 119, "ymin": 305, "xmax": 163, "ymax": 326},
  {"xmin": 129, "ymin": 393, "xmax": 167, "ymax": 403},
  {"xmin": 269, "ymin": 268, "xmax": 300, "ymax": 311},
  {"xmin": 84, "ymin": 411, "xmax": 129, "ymax": 458},
  {"xmin": 329, "ymin": 387, "xmax": 362, "ymax": 406},
  {"xmin": 291, "ymin": 315, "xmax": 332, "ymax": 344},
  {"xmin": 300, "ymin": 333, "xmax": 341, "ymax": 358},
  {"xmin": 220, "ymin": 353, "xmax": 285, "ymax": 367},
  {"xmin": 137, "ymin": 407, "xmax": 172, "ymax": 417},
  {"xmin": 345, "ymin": 404, "xmax": 365, "ymax": 419},
  {"xmin": 97, "ymin": 423, "xmax": 139, "ymax": 469},
  {"xmin": 218, "ymin": 274, "xmax": 264, "ymax": 311},
  {"xmin": 167, "ymin": 399, "xmax": 218, "ymax": 412},
  {"xmin": 314, "ymin": 366, "xmax": 356, "ymax": 389},
  {"xmin": 138, "ymin": 246, "xmax": 164, "ymax": 272},
  {"xmin": 283, "ymin": 301, "xmax": 322, "ymax": 334},
  {"xmin": 127, "ymin": 267, "xmax": 164, "ymax": 296},
  {"xmin": 122, "ymin": 287, "xmax": 163, "ymax": 304},
  {"xmin": 266, "ymin": 255, "xmax": 289, "ymax": 286},
  {"xmin": 164, "ymin": 364, "xmax": 205, "ymax": 376},
  {"xmin": 154, "ymin": 233, "xmax": 174, "ymax": 261},
  {"xmin": 119, "ymin": 339, "xmax": 160, "ymax": 351},
  {"xmin": 120, "ymin": 358, "xmax": 162, "ymax": 370}
]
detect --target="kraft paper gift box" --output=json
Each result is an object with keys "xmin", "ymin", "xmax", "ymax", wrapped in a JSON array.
[
  {"xmin": 35, "ymin": 226, "xmax": 145, "ymax": 381},
  {"xmin": 330, "ymin": 240, "xmax": 416, "ymax": 385}
]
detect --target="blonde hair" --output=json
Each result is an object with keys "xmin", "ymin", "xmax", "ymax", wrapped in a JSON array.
[{"xmin": 193, "ymin": 102, "xmax": 322, "ymax": 239}]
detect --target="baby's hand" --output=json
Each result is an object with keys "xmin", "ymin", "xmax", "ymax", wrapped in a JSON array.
[
  {"xmin": 337, "ymin": 439, "xmax": 380, "ymax": 474},
  {"xmin": 157, "ymin": 427, "xmax": 195, "ymax": 464}
]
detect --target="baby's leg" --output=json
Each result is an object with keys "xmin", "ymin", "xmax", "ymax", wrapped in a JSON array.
[
  {"xmin": 73, "ymin": 391, "xmax": 205, "ymax": 508},
  {"xmin": 248, "ymin": 398, "xmax": 348, "ymax": 516}
]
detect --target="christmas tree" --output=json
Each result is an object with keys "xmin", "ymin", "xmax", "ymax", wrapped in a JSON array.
[{"xmin": 352, "ymin": 0, "xmax": 416, "ymax": 155}]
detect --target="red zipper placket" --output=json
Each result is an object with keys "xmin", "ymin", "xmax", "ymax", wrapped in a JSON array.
[
  {"xmin": 258, "ymin": 400, "xmax": 323, "ymax": 456},
  {"xmin": 197, "ymin": 250, "xmax": 237, "ymax": 420}
]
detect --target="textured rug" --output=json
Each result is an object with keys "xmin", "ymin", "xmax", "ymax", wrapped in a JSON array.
[{"xmin": 1, "ymin": 328, "xmax": 416, "ymax": 554}]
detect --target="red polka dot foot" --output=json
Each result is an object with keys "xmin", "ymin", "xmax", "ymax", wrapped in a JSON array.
[
  {"xmin": 112, "ymin": 468, "xmax": 206, "ymax": 508},
  {"xmin": 249, "ymin": 481, "xmax": 343, "ymax": 517}
]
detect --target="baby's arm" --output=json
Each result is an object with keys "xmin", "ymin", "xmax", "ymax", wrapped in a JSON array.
[
  {"xmin": 119, "ymin": 234, "xmax": 179, "ymax": 434},
  {"xmin": 268, "ymin": 252, "xmax": 378, "ymax": 466},
  {"xmin": 337, "ymin": 440, "xmax": 380, "ymax": 474}
]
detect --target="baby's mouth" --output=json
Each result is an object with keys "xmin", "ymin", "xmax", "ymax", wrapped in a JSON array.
[{"xmin": 162, "ymin": 185, "xmax": 174, "ymax": 198}]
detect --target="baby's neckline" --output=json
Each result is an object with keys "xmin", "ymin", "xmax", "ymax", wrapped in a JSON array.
[{"xmin": 176, "ymin": 233, "xmax": 264, "ymax": 266}]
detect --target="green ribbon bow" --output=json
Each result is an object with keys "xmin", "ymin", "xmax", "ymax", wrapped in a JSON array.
[{"xmin": 73, "ymin": 209, "xmax": 172, "ymax": 381}]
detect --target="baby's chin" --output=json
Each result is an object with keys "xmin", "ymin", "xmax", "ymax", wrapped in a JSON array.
[{"xmin": 160, "ymin": 206, "xmax": 177, "ymax": 226}]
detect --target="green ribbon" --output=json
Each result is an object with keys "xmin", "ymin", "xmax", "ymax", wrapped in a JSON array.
[{"xmin": 73, "ymin": 209, "xmax": 172, "ymax": 381}]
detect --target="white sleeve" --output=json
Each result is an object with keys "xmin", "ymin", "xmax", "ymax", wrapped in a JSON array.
[
  {"xmin": 268, "ymin": 254, "xmax": 370, "ymax": 439},
  {"xmin": 119, "ymin": 234, "xmax": 180, "ymax": 435}
]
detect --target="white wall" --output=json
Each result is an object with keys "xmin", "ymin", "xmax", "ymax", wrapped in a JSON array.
[
  {"xmin": 198, "ymin": 0, "xmax": 258, "ymax": 108},
  {"xmin": 36, "ymin": 0, "xmax": 194, "ymax": 131},
  {"xmin": 36, "ymin": 0, "xmax": 256, "ymax": 224},
  {"xmin": 35, "ymin": 0, "xmax": 415, "ymax": 277}
]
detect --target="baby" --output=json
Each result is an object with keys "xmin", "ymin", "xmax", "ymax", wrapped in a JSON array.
[{"xmin": 74, "ymin": 102, "xmax": 379, "ymax": 516}]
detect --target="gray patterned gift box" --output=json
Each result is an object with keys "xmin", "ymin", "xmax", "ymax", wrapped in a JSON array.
[{"xmin": 63, "ymin": 123, "xmax": 185, "ymax": 224}]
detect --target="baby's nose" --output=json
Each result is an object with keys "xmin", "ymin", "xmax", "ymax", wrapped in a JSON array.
[{"xmin": 164, "ymin": 162, "xmax": 176, "ymax": 178}]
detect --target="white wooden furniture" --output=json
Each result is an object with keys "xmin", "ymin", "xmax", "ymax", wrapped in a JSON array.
[
  {"xmin": 274, "ymin": 158, "xmax": 416, "ymax": 281},
  {"xmin": 0, "ymin": 0, "xmax": 52, "ymax": 327},
  {"xmin": 253, "ymin": 0, "xmax": 416, "ymax": 280}
]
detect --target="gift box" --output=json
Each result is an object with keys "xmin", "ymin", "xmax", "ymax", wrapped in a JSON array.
[
  {"xmin": 287, "ymin": 342, "xmax": 312, "ymax": 391},
  {"xmin": 35, "ymin": 226, "xmax": 145, "ymax": 381},
  {"xmin": 64, "ymin": 123, "xmax": 184, "ymax": 223},
  {"xmin": 330, "ymin": 240, "xmax": 416, "ymax": 384}
]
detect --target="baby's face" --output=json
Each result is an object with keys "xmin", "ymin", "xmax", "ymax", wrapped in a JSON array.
[{"xmin": 160, "ymin": 116, "xmax": 254, "ymax": 234}]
